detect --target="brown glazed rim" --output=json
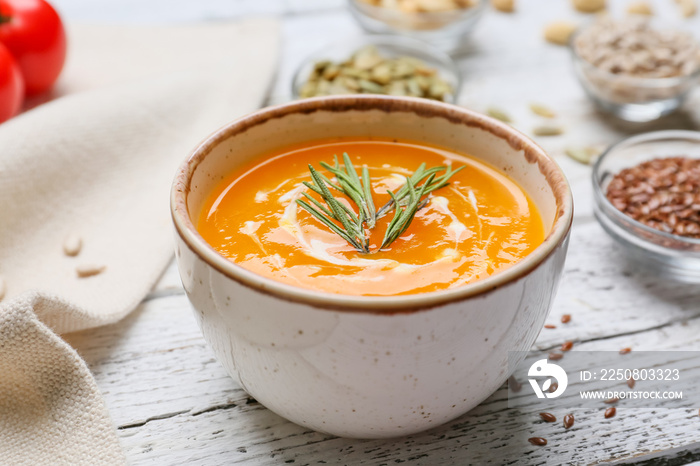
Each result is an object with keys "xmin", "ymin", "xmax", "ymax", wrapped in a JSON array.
[{"xmin": 171, "ymin": 95, "xmax": 573, "ymax": 312}]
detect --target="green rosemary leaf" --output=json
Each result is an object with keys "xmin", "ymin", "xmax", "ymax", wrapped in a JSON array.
[
  {"xmin": 296, "ymin": 199, "xmax": 363, "ymax": 250},
  {"xmin": 300, "ymin": 191, "xmax": 334, "ymax": 219},
  {"xmin": 309, "ymin": 166, "xmax": 358, "ymax": 236},
  {"xmin": 362, "ymin": 166, "xmax": 376, "ymax": 229},
  {"xmin": 376, "ymin": 164, "xmax": 463, "ymax": 218},
  {"xmin": 380, "ymin": 173, "xmax": 437, "ymax": 249}
]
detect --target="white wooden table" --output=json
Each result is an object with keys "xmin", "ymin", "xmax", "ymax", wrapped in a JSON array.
[{"xmin": 55, "ymin": 0, "xmax": 700, "ymax": 464}]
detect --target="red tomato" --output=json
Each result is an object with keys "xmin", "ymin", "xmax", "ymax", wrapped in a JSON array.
[
  {"xmin": 0, "ymin": 0, "xmax": 66, "ymax": 96},
  {"xmin": 0, "ymin": 41, "xmax": 22, "ymax": 122}
]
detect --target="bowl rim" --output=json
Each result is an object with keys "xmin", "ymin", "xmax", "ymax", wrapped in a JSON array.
[
  {"xmin": 592, "ymin": 129, "xmax": 700, "ymax": 247},
  {"xmin": 569, "ymin": 19, "xmax": 700, "ymax": 87},
  {"xmin": 171, "ymin": 95, "xmax": 573, "ymax": 312},
  {"xmin": 290, "ymin": 33, "xmax": 463, "ymax": 103}
]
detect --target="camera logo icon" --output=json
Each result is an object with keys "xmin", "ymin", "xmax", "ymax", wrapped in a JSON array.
[{"xmin": 528, "ymin": 359, "xmax": 568, "ymax": 399}]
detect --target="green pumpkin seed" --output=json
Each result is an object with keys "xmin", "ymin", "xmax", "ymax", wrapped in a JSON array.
[
  {"xmin": 530, "ymin": 103, "xmax": 557, "ymax": 118},
  {"xmin": 533, "ymin": 125, "xmax": 564, "ymax": 136},
  {"xmin": 487, "ymin": 107, "xmax": 512, "ymax": 123}
]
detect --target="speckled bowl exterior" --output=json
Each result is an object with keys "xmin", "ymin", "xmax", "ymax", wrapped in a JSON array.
[{"xmin": 171, "ymin": 95, "xmax": 573, "ymax": 439}]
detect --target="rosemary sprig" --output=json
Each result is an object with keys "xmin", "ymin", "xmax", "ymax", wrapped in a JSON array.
[
  {"xmin": 380, "ymin": 173, "xmax": 435, "ymax": 249},
  {"xmin": 295, "ymin": 154, "xmax": 463, "ymax": 253},
  {"xmin": 375, "ymin": 163, "xmax": 465, "ymax": 218},
  {"xmin": 296, "ymin": 164, "xmax": 370, "ymax": 253}
]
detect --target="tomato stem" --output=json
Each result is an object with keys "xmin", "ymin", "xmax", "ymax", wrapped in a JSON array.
[{"xmin": 0, "ymin": 14, "xmax": 11, "ymax": 24}]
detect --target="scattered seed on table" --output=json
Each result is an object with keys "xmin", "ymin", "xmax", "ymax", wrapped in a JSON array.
[
  {"xmin": 530, "ymin": 102, "xmax": 557, "ymax": 117},
  {"xmin": 528, "ymin": 437, "xmax": 548, "ymax": 446},
  {"xmin": 544, "ymin": 324, "xmax": 557, "ymax": 329},
  {"xmin": 548, "ymin": 382, "xmax": 559, "ymax": 393},
  {"xmin": 561, "ymin": 341, "xmax": 574, "ymax": 351},
  {"xmin": 0, "ymin": 275, "xmax": 5, "ymax": 302},
  {"xmin": 487, "ymin": 107, "xmax": 512, "ymax": 123},
  {"xmin": 543, "ymin": 21, "xmax": 577, "ymax": 46},
  {"xmin": 549, "ymin": 352, "xmax": 563, "ymax": 360},
  {"xmin": 627, "ymin": 378, "xmax": 636, "ymax": 389},
  {"xmin": 679, "ymin": 0, "xmax": 696, "ymax": 17},
  {"xmin": 509, "ymin": 376, "xmax": 522, "ymax": 392},
  {"xmin": 564, "ymin": 414, "xmax": 575, "ymax": 429},
  {"xmin": 561, "ymin": 314, "xmax": 571, "ymax": 324},
  {"xmin": 620, "ymin": 347, "xmax": 632, "ymax": 355},
  {"xmin": 604, "ymin": 397, "xmax": 620, "ymax": 404},
  {"xmin": 540, "ymin": 412, "xmax": 557, "ymax": 422},
  {"xmin": 76, "ymin": 264, "xmax": 106, "ymax": 278},
  {"xmin": 533, "ymin": 125, "xmax": 564, "ymax": 136},
  {"xmin": 627, "ymin": 0, "xmax": 653, "ymax": 15},
  {"xmin": 63, "ymin": 234, "xmax": 83, "ymax": 257},
  {"xmin": 572, "ymin": 0, "xmax": 606, "ymax": 13},
  {"xmin": 491, "ymin": 0, "xmax": 515, "ymax": 13},
  {"xmin": 565, "ymin": 147, "xmax": 598, "ymax": 165},
  {"xmin": 605, "ymin": 407, "xmax": 617, "ymax": 418}
]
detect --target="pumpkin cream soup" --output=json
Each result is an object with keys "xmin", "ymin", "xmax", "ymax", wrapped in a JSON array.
[{"xmin": 198, "ymin": 138, "xmax": 544, "ymax": 296}]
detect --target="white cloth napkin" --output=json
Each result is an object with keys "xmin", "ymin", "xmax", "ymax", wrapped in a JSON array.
[{"xmin": 0, "ymin": 19, "xmax": 279, "ymax": 464}]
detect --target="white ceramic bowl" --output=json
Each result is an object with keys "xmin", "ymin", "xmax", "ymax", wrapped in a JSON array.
[{"xmin": 171, "ymin": 95, "xmax": 573, "ymax": 439}]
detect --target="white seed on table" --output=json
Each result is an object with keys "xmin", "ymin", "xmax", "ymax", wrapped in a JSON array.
[
  {"xmin": 76, "ymin": 264, "xmax": 106, "ymax": 278},
  {"xmin": 530, "ymin": 102, "xmax": 557, "ymax": 118},
  {"xmin": 627, "ymin": 1, "xmax": 653, "ymax": 15},
  {"xmin": 491, "ymin": 0, "xmax": 514, "ymax": 12},
  {"xmin": 679, "ymin": 0, "xmax": 697, "ymax": 17},
  {"xmin": 63, "ymin": 234, "xmax": 83, "ymax": 257},
  {"xmin": 543, "ymin": 21, "xmax": 577, "ymax": 46},
  {"xmin": 0, "ymin": 276, "xmax": 5, "ymax": 302},
  {"xmin": 533, "ymin": 125, "xmax": 564, "ymax": 136}
]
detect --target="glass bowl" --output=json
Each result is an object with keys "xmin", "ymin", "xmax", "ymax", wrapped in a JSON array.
[
  {"xmin": 571, "ymin": 23, "xmax": 700, "ymax": 123},
  {"xmin": 347, "ymin": 0, "xmax": 486, "ymax": 53},
  {"xmin": 592, "ymin": 130, "xmax": 700, "ymax": 282},
  {"xmin": 291, "ymin": 35, "xmax": 462, "ymax": 103}
]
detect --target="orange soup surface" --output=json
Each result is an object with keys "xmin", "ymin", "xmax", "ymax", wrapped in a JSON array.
[{"xmin": 198, "ymin": 138, "xmax": 545, "ymax": 296}]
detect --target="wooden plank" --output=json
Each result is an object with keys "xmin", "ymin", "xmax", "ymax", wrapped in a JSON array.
[
  {"xmin": 65, "ymin": 222, "xmax": 700, "ymax": 465},
  {"xmin": 53, "ymin": 0, "xmax": 700, "ymax": 463}
]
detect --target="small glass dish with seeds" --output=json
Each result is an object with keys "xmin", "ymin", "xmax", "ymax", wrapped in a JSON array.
[
  {"xmin": 347, "ymin": 0, "xmax": 486, "ymax": 53},
  {"xmin": 593, "ymin": 130, "xmax": 700, "ymax": 282},
  {"xmin": 571, "ymin": 17, "xmax": 700, "ymax": 122},
  {"xmin": 291, "ymin": 35, "xmax": 461, "ymax": 103}
]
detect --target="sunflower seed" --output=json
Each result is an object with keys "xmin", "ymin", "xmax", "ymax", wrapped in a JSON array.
[
  {"xmin": 679, "ymin": 0, "xmax": 696, "ymax": 17},
  {"xmin": 76, "ymin": 264, "xmax": 106, "ymax": 278},
  {"xmin": 572, "ymin": 0, "xmax": 605, "ymax": 13},
  {"xmin": 491, "ymin": 0, "xmax": 515, "ymax": 12},
  {"xmin": 627, "ymin": 1, "xmax": 653, "ymax": 15},
  {"xmin": 543, "ymin": 21, "xmax": 577, "ymax": 46},
  {"xmin": 63, "ymin": 234, "xmax": 83, "ymax": 257}
]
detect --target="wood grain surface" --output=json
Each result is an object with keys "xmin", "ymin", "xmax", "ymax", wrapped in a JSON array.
[{"xmin": 55, "ymin": 0, "xmax": 700, "ymax": 464}]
